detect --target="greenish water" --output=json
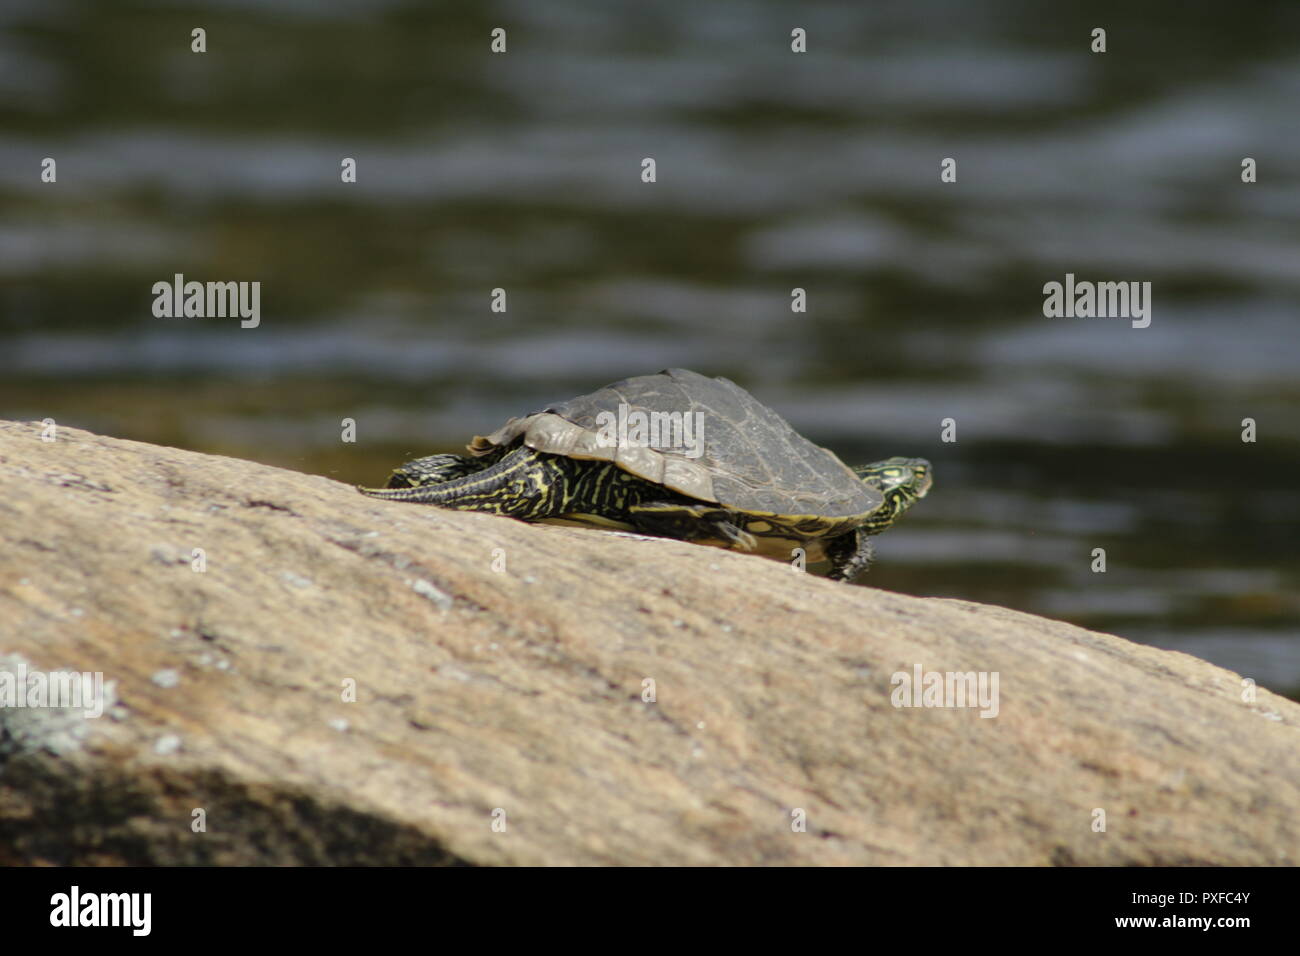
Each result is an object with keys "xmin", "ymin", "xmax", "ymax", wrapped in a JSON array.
[{"xmin": 2, "ymin": 0, "xmax": 1299, "ymax": 698}]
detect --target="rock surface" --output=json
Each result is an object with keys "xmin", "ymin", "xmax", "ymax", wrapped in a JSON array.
[{"xmin": 0, "ymin": 419, "xmax": 1296, "ymax": 865}]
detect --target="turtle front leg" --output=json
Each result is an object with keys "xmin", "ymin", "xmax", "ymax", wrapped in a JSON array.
[{"xmin": 824, "ymin": 531, "xmax": 873, "ymax": 583}]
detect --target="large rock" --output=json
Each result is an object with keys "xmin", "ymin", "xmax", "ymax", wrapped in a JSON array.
[{"xmin": 0, "ymin": 419, "xmax": 1295, "ymax": 865}]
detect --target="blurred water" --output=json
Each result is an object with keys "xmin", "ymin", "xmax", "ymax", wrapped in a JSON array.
[{"xmin": 2, "ymin": 0, "xmax": 1298, "ymax": 696}]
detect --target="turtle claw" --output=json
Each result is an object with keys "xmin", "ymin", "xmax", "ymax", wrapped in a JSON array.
[{"xmin": 713, "ymin": 520, "xmax": 758, "ymax": 552}]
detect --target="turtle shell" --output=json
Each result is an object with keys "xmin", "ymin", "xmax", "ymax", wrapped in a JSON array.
[{"xmin": 469, "ymin": 368, "xmax": 882, "ymax": 520}]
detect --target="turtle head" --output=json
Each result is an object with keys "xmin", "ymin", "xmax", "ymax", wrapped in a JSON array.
[{"xmin": 854, "ymin": 457, "xmax": 932, "ymax": 532}]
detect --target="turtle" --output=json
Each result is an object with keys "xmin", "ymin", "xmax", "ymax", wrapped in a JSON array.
[{"xmin": 357, "ymin": 368, "xmax": 931, "ymax": 582}]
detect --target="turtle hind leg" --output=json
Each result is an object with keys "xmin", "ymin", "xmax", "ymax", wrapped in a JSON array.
[
  {"xmin": 824, "ymin": 530, "xmax": 873, "ymax": 583},
  {"xmin": 359, "ymin": 445, "xmax": 561, "ymax": 517},
  {"xmin": 386, "ymin": 453, "xmax": 478, "ymax": 488},
  {"xmin": 385, "ymin": 446, "xmax": 507, "ymax": 488},
  {"xmin": 628, "ymin": 501, "xmax": 758, "ymax": 551}
]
